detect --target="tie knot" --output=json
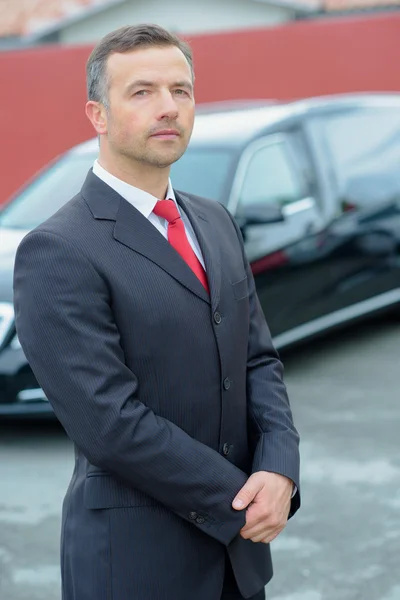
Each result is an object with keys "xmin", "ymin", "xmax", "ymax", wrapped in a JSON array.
[{"xmin": 153, "ymin": 199, "xmax": 181, "ymax": 224}]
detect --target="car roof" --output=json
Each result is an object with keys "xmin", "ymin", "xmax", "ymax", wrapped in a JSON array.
[{"xmin": 72, "ymin": 92, "xmax": 400, "ymax": 155}]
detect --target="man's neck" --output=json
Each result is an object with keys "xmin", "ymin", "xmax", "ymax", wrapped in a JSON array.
[{"xmin": 97, "ymin": 156, "xmax": 170, "ymax": 200}]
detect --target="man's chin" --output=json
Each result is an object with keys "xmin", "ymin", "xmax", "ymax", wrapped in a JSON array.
[
  {"xmin": 149, "ymin": 151, "xmax": 186, "ymax": 169},
  {"xmin": 119, "ymin": 146, "xmax": 187, "ymax": 169}
]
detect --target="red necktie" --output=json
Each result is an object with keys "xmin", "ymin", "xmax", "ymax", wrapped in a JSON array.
[{"xmin": 153, "ymin": 199, "xmax": 209, "ymax": 293}]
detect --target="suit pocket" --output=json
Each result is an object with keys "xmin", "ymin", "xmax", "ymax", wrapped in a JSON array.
[
  {"xmin": 84, "ymin": 474, "xmax": 161, "ymax": 510},
  {"xmin": 231, "ymin": 276, "xmax": 249, "ymax": 301}
]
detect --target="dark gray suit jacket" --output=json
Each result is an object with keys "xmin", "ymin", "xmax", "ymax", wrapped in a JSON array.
[{"xmin": 13, "ymin": 171, "xmax": 300, "ymax": 600}]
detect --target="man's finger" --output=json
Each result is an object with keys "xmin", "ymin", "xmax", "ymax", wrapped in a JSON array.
[
  {"xmin": 241, "ymin": 522, "xmax": 279, "ymax": 540},
  {"xmin": 249, "ymin": 526, "xmax": 283, "ymax": 544},
  {"xmin": 232, "ymin": 475, "xmax": 263, "ymax": 510},
  {"xmin": 240, "ymin": 508, "xmax": 273, "ymax": 534},
  {"xmin": 240, "ymin": 517, "xmax": 287, "ymax": 541}
]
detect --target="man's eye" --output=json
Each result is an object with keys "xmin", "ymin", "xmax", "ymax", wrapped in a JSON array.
[
  {"xmin": 135, "ymin": 90, "xmax": 148, "ymax": 96},
  {"xmin": 174, "ymin": 89, "xmax": 188, "ymax": 96}
]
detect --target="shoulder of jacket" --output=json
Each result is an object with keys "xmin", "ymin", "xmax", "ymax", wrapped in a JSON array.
[{"xmin": 28, "ymin": 193, "xmax": 88, "ymax": 236}]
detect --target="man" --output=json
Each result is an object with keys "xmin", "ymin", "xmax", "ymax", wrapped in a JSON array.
[{"xmin": 13, "ymin": 24, "xmax": 300, "ymax": 600}]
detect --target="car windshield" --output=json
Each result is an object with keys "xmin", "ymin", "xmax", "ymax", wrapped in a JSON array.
[{"xmin": 0, "ymin": 147, "xmax": 233, "ymax": 230}]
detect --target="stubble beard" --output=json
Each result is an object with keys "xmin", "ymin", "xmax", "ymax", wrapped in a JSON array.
[
  {"xmin": 116, "ymin": 134, "xmax": 189, "ymax": 169},
  {"xmin": 105, "ymin": 107, "xmax": 193, "ymax": 169}
]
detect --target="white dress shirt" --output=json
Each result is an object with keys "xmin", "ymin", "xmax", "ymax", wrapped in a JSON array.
[{"xmin": 92, "ymin": 160, "xmax": 205, "ymax": 269}]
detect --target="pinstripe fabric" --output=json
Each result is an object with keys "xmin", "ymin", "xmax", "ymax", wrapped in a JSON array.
[
  {"xmin": 13, "ymin": 170, "xmax": 300, "ymax": 600},
  {"xmin": 221, "ymin": 555, "xmax": 266, "ymax": 599}
]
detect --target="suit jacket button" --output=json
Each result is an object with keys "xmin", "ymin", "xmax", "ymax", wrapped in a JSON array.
[
  {"xmin": 222, "ymin": 443, "xmax": 230, "ymax": 456},
  {"xmin": 214, "ymin": 311, "xmax": 222, "ymax": 324},
  {"xmin": 196, "ymin": 516, "xmax": 205, "ymax": 524},
  {"xmin": 189, "ymin": 512, "xmax": 198, "ymax": 520},
  {"xmin": 223, "ymin": 377, "xmax": 231, "ymax": 390}
]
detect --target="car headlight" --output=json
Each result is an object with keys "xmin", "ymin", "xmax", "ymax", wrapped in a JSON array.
[{"xmin": 0, "ymin": 302, "xmax": 15, "ymax": 347}]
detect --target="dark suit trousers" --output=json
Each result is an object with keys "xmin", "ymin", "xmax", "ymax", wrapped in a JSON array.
[{"xmin": 221, "ymin": 555, "xmax": 266, "ymax": 600}]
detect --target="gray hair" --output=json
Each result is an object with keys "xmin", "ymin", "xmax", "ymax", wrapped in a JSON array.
[{"xmin": 86, "ymin": 24, "xmax": 194, "ymax": 110}]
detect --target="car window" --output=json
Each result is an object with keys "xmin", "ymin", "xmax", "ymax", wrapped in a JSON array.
[
  {"xmin": 238, "ymin": 139, "xmax": 306, "ymax": 209},
  {"xmin": 0, "ymin": 153, "xmax": 96, "ymax": 230},
  {"xmin": 321, "ymin": 107, "xmax": 400, "ymax": 210},
  {"xmin": 171, "ymin": 148, "xmax": 233, "ymax": 203},
  {"xmin": 0, "ymin": 147, "xmax": 234, "ymax": 230}
]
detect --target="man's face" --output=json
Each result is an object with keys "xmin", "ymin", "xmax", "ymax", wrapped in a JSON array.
[{"xmin": 102, "ymin": 45, "xmax": 195, "ymax": 168}]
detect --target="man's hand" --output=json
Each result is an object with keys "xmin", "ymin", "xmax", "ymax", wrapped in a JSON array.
[{"xmin": 232, "ymin": 471, "xmax": 293, "ymax": 544}]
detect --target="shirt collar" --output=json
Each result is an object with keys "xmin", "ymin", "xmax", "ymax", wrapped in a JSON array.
[{"xmin": 92, "ymin": 159, "xmax": 176, "ymax": 219}]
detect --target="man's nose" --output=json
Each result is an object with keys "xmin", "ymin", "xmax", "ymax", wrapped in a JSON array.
[{"xmin": 157, "ymin": 91, "xmax": 179, "ymax": 120}]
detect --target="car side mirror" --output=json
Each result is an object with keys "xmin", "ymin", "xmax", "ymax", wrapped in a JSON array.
[{"xmin": 235, "ymin": 202, "xmax": 285, "ymax": 234}]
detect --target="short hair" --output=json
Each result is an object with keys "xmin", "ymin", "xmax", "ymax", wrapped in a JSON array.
[{"xmin": 86, "ymin": 24, "xmax": 194, "ymax": 108}]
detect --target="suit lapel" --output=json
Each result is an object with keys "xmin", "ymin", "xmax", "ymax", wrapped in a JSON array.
[
  {"xmin": 176, "ymin": 191, "xmax": 221, "ymax": 311},
  {"xmin": 81, "ymin": 170, "xmax": 210, "ymax": 304},
  {"xmin": 114, "ymin": 198, "xmax": 210, "ymax": 303}
]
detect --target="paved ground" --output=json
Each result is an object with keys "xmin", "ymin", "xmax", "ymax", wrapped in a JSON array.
[{"xmin": 1, "ymin": 315, "xmax": 400, "ymax": 600}]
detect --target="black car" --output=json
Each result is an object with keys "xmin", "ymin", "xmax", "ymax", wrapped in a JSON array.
[{"xmin": 1, "ymin": 92, "xmax": 400, "ymax": 417}]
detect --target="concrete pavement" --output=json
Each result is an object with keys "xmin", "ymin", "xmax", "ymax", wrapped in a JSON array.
[{"xmin": 1, "ymin": 315, "xmax": 400, "ymax": 600}]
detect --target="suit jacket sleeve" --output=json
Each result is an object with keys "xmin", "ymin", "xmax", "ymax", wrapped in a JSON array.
[
  {"xmin": 13, "ymin": 230, "xmax": 248, "ymax": 545},
  {"xmin": 223, "ymin": 208, "xmax": 301, "ymax": 518}
]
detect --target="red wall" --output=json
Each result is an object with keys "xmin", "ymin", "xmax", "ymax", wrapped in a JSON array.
[{"xmin": 1, "ymin": 13, "xmax": 400, "ymax": 205}]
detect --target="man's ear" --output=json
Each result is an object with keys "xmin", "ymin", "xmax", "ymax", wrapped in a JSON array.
[{"xmin": 85, "ymin": 101, "xmax": 108, "ymax": 135}]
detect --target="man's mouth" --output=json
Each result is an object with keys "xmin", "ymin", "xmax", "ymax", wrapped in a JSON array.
[{"xmin": 150, "ymin": 129, "xmax": 181, "ymax": 139}]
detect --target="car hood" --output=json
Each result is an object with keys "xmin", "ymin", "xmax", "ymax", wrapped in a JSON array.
[{"xmin": 0, "ymin": 228, "xmax": 30, "ymax": 303}]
